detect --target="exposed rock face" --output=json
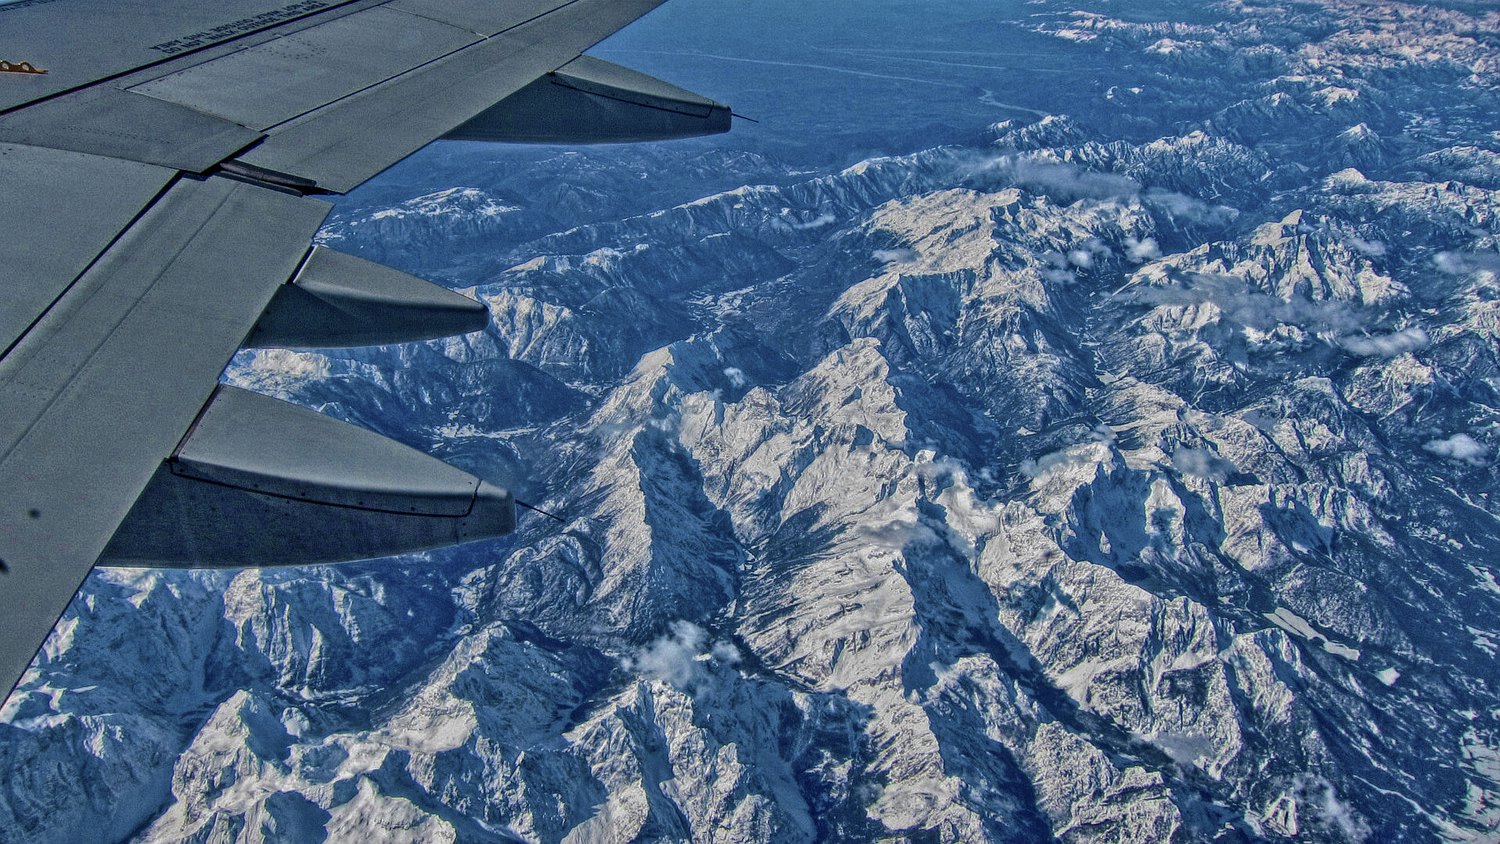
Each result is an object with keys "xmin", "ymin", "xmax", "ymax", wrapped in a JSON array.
[{"xmin": 4, "ymin": 0, "xmax": 1500, "ymax": 841}]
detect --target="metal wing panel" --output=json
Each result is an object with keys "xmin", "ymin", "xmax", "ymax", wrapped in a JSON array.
[
  {"xmin": 0, "ymin": 177, "xmax": 331, "ymax": 697},
  {"xmin": 127, "ymin": 7, "xmax": 481, "ymax": 131},
  {"xmin": 384, "ymin": 0, "xmax": 571, "ymax": 37},
  {"xmin": 238, "ymin": 0, "xmax": 666, "ymax": 192},
  {"xmin": 0, "ymin": 143, "xmax": 175, "ymax": 355},
  {"xmin": 0, "ymin": 0, "xmax": 364, "ymax": 112},
  {"xmin": 0, "ymin": 88, "xmax": 263, "ymax": 172}
]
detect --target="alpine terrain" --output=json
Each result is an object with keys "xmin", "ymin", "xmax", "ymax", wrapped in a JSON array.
[{"xmin": 3, "ymin": 0, "xmax": 1499, "ymax": 841}]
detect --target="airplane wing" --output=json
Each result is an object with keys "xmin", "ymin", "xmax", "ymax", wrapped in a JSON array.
[{"xmin": 0, "ymin": 0, "xmax": 732, "ymax": 700}]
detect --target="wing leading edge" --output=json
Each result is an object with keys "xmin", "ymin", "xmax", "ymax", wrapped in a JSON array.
[{"xmin": 0, "ymin": 0, "xmax": 732, "ymax": 700}]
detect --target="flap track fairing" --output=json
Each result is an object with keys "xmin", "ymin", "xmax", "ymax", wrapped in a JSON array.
[
  {"xmin": 247, "ymin": 246, "xmax": 490, "ymax": 349},
  {"xmin": 443, "ymin": 55, "xmax": 732, "ymax": 145},
  {"xmin": 100, "ymin": 386, "xmax": 515, "ymax": 567}
]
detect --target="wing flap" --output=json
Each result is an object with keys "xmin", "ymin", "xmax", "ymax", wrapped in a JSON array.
[{"xmin": 444, "ymin": 55, "xmax": 731, "ymax": 144}]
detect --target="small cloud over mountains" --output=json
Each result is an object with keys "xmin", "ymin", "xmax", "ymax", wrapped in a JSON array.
[
  {"xmin": 1123, "ymin": 270, "xmax": 1430, "ymax": 357},
  {"xmin": 623, "ymin": 621, "xmax": 743, "ymax": 690},
  {"xmin": 1423, "ymin": 433, "xmax": 1489, "ymax": 465},
  {"xmin": 1124, "ymin": 236, "xmax": 1161, "ymax": 261},
  {"xmin": 1171, "ymin": 447, "xmax": 1237, "ymax": 482},
  {"xmin": 964, "ymin": 154, "xmax": 1238, "ymax": 228},
  {"xmin": 874, "ymin": 247, "xmax": 920, "ymax": 264},
  {"xmin": 1339, "ymin": 327, "xmax": 1428, "ymax": 357},
  {"xmin": 1124, "ymin": 271, "xmax": 1364, "ymax": 335},
  {"xmin": 1435, "ymin": 250, "xmax": 1500, "ymax": 275}
]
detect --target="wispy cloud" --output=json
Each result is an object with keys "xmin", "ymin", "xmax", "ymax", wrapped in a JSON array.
[
  {"xmin": 993, "ymin": 156, "xmax": 1141, "ymax": 200},
  {"xmin": 1171, "ymin": 446, "xmax": 1237, "ymax": 482},
  {"xmin": 710, "ymin": 641, "xmax": 742, "ymax": 664},
  {"xmin": 1124, "ymin": 271, "xmax": 1364, "ymax": 335},
  {"xmin": 855, "ymin": 517, "xmax": 943, "ymax": 550},
  {"xmin": 1141, "ymin": 188, "xmax": 1239, "ymax": 225},
  {"xmin": 1347, "ymin": 236, "xmax": 1386, "ymax": 257},
  {"xmin": 1292, "ymin": 774, "xmax": 1370, "ymax": 842},
  {"xmin": 874, "ymin": 247, "xmax": 920, "ymax": 264},
  {"xmin": 1022, "ymin": 425, "xmax": 1115, "ymax": 479},
  {"xmin": 1338, "ymin": 327, "xmax": 1428, "ymax": 357},
  {"xmin": 1125, "ymin": 236, "xmax": 1161, "ymax": 262},
  {"xmin": 1067, "ymin": 238, "xmax": 1112, "ymax": 269},
  {"xmin": 964, "ymin": 154, "xmax": 1237, "ymax": 229},
  {"xmin": 1435, "ymin": 250, "xmax": 1500, "ymax": 275},
  {"xmin": 1021, "ymin": 449, "xmax": 1088, "ymax": 478},
  {"xmin": 781, "ymin": 212, "xmax": 838, "ymax": 231},
  {"xmin": 1123, "ymin": 271, "xmax": 1428, "ymax": 357}
]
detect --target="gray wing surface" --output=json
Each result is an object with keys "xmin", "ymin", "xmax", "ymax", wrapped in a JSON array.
[{"xmin": 0, "ymin": 0, "xmax": 732, "ymax": 700}]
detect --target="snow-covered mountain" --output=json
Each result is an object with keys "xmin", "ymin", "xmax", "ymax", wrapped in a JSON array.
[{"xmin": 4, "ymin": 0, "xmax": 1499, "ymax": 841}]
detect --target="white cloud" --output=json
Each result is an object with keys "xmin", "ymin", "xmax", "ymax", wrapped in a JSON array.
[
  {"xmin": 1435, "ymin": 251, "xmax": 1500, "ymax": 275},
  {"xmin": 1339, "ymin": 327, "xmax": 1429, "ymax": 357},
  {"xmin": 1424, "ymin": 433, "xmax": 1489, "ymax": 465},
  {"xmin": 1171, "ymin": 447, "xmax": 1237, "ymax": 482},
  {"xmin": 622, "ymin": 622, "xmax": 748, "ymax": 691},
  {"xmin": 874, "ymin": 247, "xmax": 919, "ymax": 264},
  {"xmin": 1020, "ymin": 449, "xmax": 1085, "ymax": 479},
  {"xmin": 1126, "ymin": 271, "xmax": 1365, "ymax": 336},
  {"xmin": 1022, "ymin": 426, "xmax": 1114, "ymax": 478},
  {"xmin": 625, "ymin": 620, "xmax": 707, "ymax": 688},
  {"xmin": 964, "ymin": 154, "xmax": 1236, "ymax": 230},
  {"xmin": 723, "ymin": 367, "xmax": 747, "ymax": 388},
  {"xmin": 1040, "ymin": 244, "xmax": 1105, "ymax": 285},
  {"xmin": 966, "ymin": 154, "xmax": 1140, "ymax": 200},
  {"xmin": 1128, "ymin": 271, "xmax": 1434, "ymax": 359},
  {"xmin": 1125, "ymin": 236, "xmax": 1161, "ymax": 262},
  {"xmin": 1141, "ymin": 188, "xmax": 1239, "ymax": 225},
  {"xmin": 1293, "ymin": 774, "xmax": 1370, "ymax": 842},
  {"xmin": 1347, "ymin": 236, "xmax": 1386, "ymax": 257},
  {"xmin": 784, "ymin": 212, "xmax": 837, "ymax": 230},
  {"xmin": 710, "ymin": 641, "xmax": 742, "ymax": 664},
  {"xmin": 1009, "ymin": 157, "xmax": 1142, "ymax": 199},
  {"xmin": 855, "ymin": 518, "xmax": 943, "ymax": 550}
]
